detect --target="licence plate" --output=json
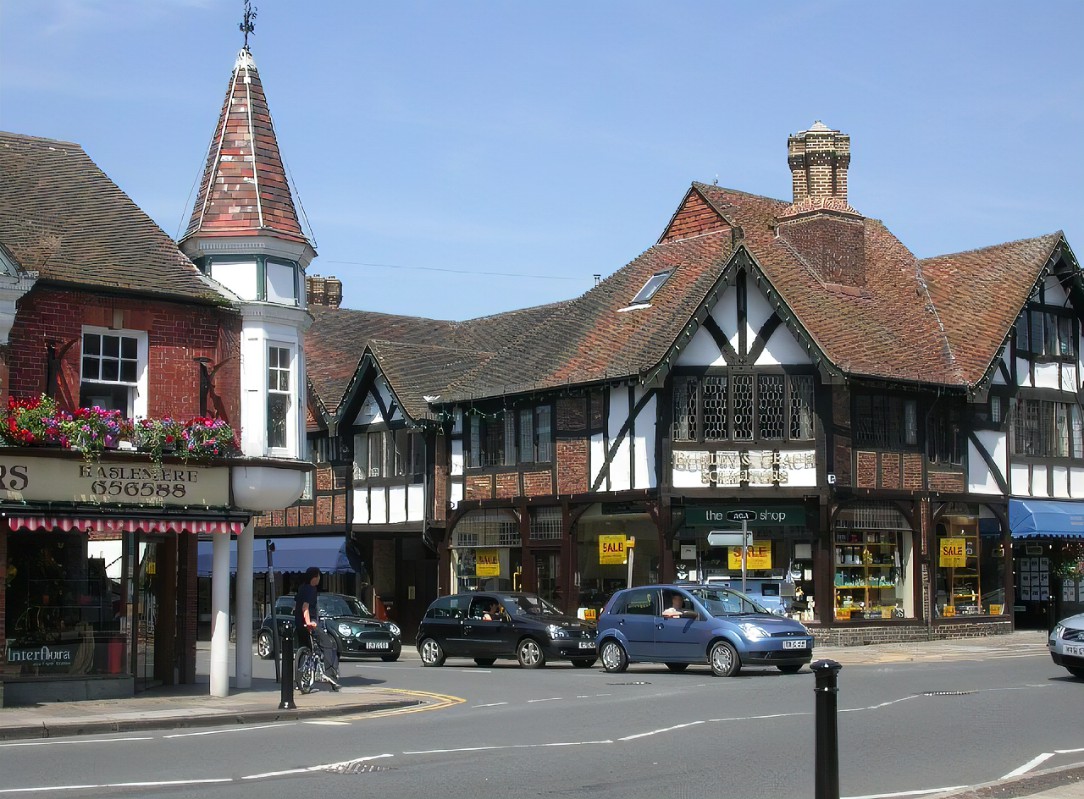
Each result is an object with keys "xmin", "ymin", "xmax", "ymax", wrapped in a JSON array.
[
  {"xmin": 365, "ymin": 641, "xmax": 390, "ymax": 650},
  {"xmin": 578, "ymin": 641, "xmax": 595, "ymax": 650},
  {"xmin": 1065, "ymin": 644, "xmax": 1084, "ymax": 657},
  {"xmin": 782, "ymin": 640, "xmax": 808, "ymax": 650}
]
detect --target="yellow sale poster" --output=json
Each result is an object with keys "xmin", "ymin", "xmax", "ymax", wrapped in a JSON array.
[
  {"xmin": 599, "ymin": 535, "xmax": 627, "ymax": 565},
  {"xmin": 476, "ymin": 548, "xmax": 501, "ymax": 577},
  {"xmin": 727, "ymin": 542, "xmax": 771, "ymax": 570},
  {"xmin": 939, "ymin": 538, "xmax": 967, "ymax": 568}
]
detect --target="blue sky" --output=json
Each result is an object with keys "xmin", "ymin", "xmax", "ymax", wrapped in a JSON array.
[{"xmin": 2, "ymin": 0, "xmax": 1081, "ymax": 321}]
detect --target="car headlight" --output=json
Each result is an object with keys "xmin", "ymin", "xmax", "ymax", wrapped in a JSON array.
[
  {"xmin": 547, "ymin": 624, "xmax": 569, "ymax": 639},
  {"xmin": 337, "ymin": 623, "xmax": 354, "ymax": 637},
  {"xmin": 738, "ymin": 622, "xmax": 769, "ymax": 641},
  {"xmin": 387, "ymin": 623, "xmax": 401, "ymax": 637},
  {"xmin": 1051, "ymin": 623, "xmax": 1065, "ymax": 641}
]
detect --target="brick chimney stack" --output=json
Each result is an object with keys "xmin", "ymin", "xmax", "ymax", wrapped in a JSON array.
[
  {"xmin": 788, "ymin": 121, "xmax": 850, "ymax": 204},
  {"xmin": 305, "ymin": 274, "xmax": 343, "ymax": 308}
]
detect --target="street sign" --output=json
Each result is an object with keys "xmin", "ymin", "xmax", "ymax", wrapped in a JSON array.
[{"xmin": 707, "ymin": 531, "xmax": 753, "ymax": 547}]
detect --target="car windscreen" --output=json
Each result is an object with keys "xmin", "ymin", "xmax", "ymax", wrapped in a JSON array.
[
  {"xmin": 687, "ymin": 587, "xmax": 768, "ymax": 616},
  {"xmin": 503, "ymin": 594, "xmax": 564, "ymax": 617},
  {"xmin": 319, "ymin": 595, "xmax": 375, "ymax": 619}
]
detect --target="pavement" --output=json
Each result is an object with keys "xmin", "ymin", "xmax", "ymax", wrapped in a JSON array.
[{"xmin": 0, "ymin": 630, "xmax": 1080, "ymax": 798}]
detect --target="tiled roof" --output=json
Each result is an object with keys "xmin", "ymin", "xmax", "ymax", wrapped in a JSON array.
[
  {"xmin": 181, "ymin": 49, "xmax": 310, "ymax": 247},
  {"xmin": 0, "ymin": 132, "xmax": 224, "ymax": 302},
  {"xmin": 306, "ymin": 301, "xmax": 566, "ymax": 418},
  {"xmin": 920, "ymin": 233, "xmax": 1064, "ymax": 386}
]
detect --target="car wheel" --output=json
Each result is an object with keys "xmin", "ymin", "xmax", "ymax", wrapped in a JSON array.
[
  {"xmin": 256, "ymin": 630, "xmax": 274, "ymax": 660},
  {"xmin": 474, "ymin": 658, "xmax": 497, "ymax": 667},
  {"xmin": 665, "ymin": 662, "xmax": 689, "ymax": 673},
  {"xmin": 381, "ymin": 653, "xmax": 400, "ymax": 662},
  {"xmin": 571, "ymin": 658, "xmax": 596, "ymax": 668},
  {"xmin": 709, "ymin": 641, "xmax": 740, "ymax": 677},
  {"xmin": 777, "ymin": 664, "xmax": 803, "ymax": 674},
  {"xmin": 419, "ymin": 638, "xmax": 446, "ymax": 667},
  {"xmin": 517, "ymin": 638, "xmax": 546, "ymax": 669},
  {"xmin": 599, "ymin": 640, "xmax": 628, "ymax": 673},
  {"xmin": 1067, "ymin": 666, "xmax": 1084, "ymax": 679}
]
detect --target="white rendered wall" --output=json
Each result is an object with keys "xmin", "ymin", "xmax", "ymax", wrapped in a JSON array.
[
  {"xmin": 968, "ymin": 430, "xmax": 1005, "ymax": 495},
  {"xmin": 608, "ymin": 388, "xmax": 632, "ymax": 492},
  {"xmin": 633, "ymin": 388, "xmax": 657, "ymax": 489},
  {"xmin": 388, "ymin": 485, "xmax": 407, "ymax": 524}
]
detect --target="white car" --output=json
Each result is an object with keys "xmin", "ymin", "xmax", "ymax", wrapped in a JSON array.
[{"xmin": 1049, "ymin": 612, "xmax": 1084, "ymax": 679}]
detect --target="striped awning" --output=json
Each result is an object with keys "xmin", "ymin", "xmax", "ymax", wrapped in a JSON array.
[{"xmin": 7, "ymin": 516, "xmax": 243, "ymax": 535}]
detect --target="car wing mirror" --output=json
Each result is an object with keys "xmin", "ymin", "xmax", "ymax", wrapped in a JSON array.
[{"xmin": 682, "ymin": 610, "xmax": 698, "ymax": 619}]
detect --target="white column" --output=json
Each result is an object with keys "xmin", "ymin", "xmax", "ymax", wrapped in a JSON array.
[
  {"xmin": 234, "ymin": 522, "xmax": 255, "ymax": 688},
  {"xmin": 210, "ymin": 534, "xmax": 232, "ymax": 697}
]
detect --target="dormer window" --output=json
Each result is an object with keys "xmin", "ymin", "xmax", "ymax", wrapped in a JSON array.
[{"xmin": 630, "ymin": 270, "xmax": 672, "ymax": 305}]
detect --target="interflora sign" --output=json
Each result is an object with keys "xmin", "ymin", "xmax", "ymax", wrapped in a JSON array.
[
  {"xmin": 599, "ymin": 535, "xmax": 628, "ymax": 564},
  {"xmin": 0, "ymin": 455, "xmax": 229, "ymax": 507}
]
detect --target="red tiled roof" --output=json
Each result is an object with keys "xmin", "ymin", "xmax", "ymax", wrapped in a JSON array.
[
  {"xmin": 921, "ymin": 233, "xmax": 1064, "ymax": 385},
  {"xmin": 181, "ymin": 49, "xmax": 310, "ymax": 247},
  {"xmin": 0, "ymin": 132, "xmax": 225, "ymax": 303}
]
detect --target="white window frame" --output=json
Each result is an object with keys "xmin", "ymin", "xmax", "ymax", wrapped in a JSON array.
[
  {"xmin": 266, "ymin": 342, "xmax": 295, "ymax": 454},
  {"xmin": 80, "ymin": 326, "xmax": 148, "ymax": 419}
]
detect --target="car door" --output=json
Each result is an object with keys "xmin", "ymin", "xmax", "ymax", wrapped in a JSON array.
[
  {"xmin": 613, "ymin": 588, "xmax": 659, "ymax": 660},
  {"xmin": 460, "ymin": 595, "xmax": 504, "ymax": 658},
  {"xmin": 653, "ymin": 589, "xmax": 703, "ymax": 662}
]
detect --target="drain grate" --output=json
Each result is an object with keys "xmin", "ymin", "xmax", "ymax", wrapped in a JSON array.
[
  {"xmin": 325, "ymin": 763, "xmax": 393, "ymax": 775},
  {"xmin": 920, "ymin": 690, "xmax": 976, "ymax": 697},
  {"xmin": 607, "ymin": 681, "xmax": 650, "ymax": 686}
]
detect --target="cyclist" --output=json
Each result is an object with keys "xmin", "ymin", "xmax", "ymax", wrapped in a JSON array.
[{"xmin": 294, "ymin": 566, "xmax": 340, "ymax": 689}]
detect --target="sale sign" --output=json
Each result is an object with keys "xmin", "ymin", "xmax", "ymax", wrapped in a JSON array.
[
  {"xmin": 599, "ymin": 535, "xmax": 627, "ymax": 565},
  {"xmin": 939, "ymin": 537, "xmax": 968, "ymax": 568}
]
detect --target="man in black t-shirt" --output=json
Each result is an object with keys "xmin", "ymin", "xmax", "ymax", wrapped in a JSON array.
[{"xmin": 293, "ymin": 566, "xmax": 340, "ymax": 688}]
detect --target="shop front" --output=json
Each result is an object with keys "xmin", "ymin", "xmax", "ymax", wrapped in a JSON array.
[
  {"xmin": 678, "ymin": 503, "xmax": 814, "ymax": 621},
  {"xmin": 1010, "ymin": 498, "xmax": 1084, "ymax": 629},
  {"xmin": 0, "ymin": 450, "xmax": 246, "ymax": 705}
]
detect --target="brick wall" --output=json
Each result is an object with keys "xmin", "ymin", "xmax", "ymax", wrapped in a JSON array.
[
  {"xmin": 660, "ymin": 191, "xmax": 730, "ymax": 243},
  {"xmin": 903, "ymin": 453, "xmax": 924, "ymax": 490},
  {"xmin": 881, "ymin": 453, "xmax": 901, "ymax": 489},
  {"xmin": 523, "ymin": 470, "xmax": 554, "ymax": 496},
  {"xmin": 8, "ymin": 287, "xmax": 240, "ymax": 424},
  {"xmin": 928, "ymin": 471, "xmax": 965, "ymax": 493},
  {"xmin": 495, "ymin": 472, "xmax": 519, "ymax": 499},
  {"xmin": 465, "ymin": 474, "xmax": 493, "ymax": 501},
  {"xmin": 434, "ymin": 462, "xmax": 448, "ymax": 523},
  {"xmin": 557, "ymin": 439, "xmax": 588, "ymax": 495},
  {"xmin": 856, "ymin": 451, "xmax": 877, "ymax": 489},
  {"xmin": 813, "ymin": 619, "xmax": 1012, "ymax": 647},
  {"xmin": 777, "ymin": 215, "xmax": 865, "ymax": 286},
  {"xmin": 316, "ymin": 496, "xmax": 332, "ymax": 525}
]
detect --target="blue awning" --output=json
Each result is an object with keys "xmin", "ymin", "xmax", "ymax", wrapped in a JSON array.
[
  {"xmin": 1009, "ymin": 499, "xmax": 1084, "ymax": 540},
  {"xmin": 197, "ymin": 536, "xmax": 353, "ymax": 577}
]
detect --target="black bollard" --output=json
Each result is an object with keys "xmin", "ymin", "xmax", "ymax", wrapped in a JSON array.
[
  {"xmin": 279, "ymin": 632, "xmax": 296, "ymax": 710},
  {"xmin": 811, "ymin": 659, "xmax": 842, "ymax": 799}
]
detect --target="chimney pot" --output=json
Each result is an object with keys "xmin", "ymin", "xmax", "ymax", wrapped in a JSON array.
[{"xmin": 788, "ymin": 122, "xmax": 850, "ymax": 205}]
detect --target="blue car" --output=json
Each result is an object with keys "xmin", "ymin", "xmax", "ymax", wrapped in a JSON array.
[{"xmin": 596, "ymin": 584, "xmax": 814, "ymax": 677}]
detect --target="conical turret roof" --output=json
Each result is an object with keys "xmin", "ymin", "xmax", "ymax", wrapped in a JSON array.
[{"xmin": 182, "ymin": 48, "xmax": 311, "ymax": 248}]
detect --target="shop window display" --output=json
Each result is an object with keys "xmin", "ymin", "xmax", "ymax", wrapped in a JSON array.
[
  {"xmin": 4, "ymin": 532, "xmax": 127, "ymax": 677},
  {"xmin": 934, "ymin": 514, "xmax": 1005, "ymax": 617},
  {"xmin": 833, "ymin": 503, "xmax": 914, "ymax": 621}
]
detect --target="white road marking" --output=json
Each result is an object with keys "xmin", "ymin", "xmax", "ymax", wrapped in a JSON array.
[
  {"xmin": 526, "ymin": 697, "xmax": 562, "ymax": 703},
  {"xmin": 244, "ymin": 753, "xmax": 394, "ymax": 780},
  {"xmin": 403, "ymin": 740, "xmax": 613, "ymax": 755},
  {"xmin": 303, "ymin": 720, "xmax": 351, "ymax": 726},
  {"xmin": 0, "ymin": 736, "xmax": 153, "ymax": 749},
  {"xmin": 619, "ymin": 720, "xmax": 704, "ymax": 741},
  {"xmin": 165, "ymin": 723, "xmax": 284, "ymax": 738},
  {"xmin": 843, "ymin": 787, "xmax": 967, "ymax": 799},
  {"xmin": 472, "ymin": 702, "xmax": 508, "ymax": 708},
  {"xmin": 1002, "ymin": 751, "xmax": 1055, "ymax": 778},
  {"xmin": 0, "ymin": 778, "xmax": 232, "ymax": 794}
]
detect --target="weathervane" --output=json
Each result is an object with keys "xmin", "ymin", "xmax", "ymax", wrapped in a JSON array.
[{"xmin": 240, "ymin": 0, "xmax": 257, "ymax": 51}]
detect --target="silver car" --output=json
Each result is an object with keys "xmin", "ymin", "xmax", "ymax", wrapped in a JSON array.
[{"xmin": 1049, "ymin": 611, "xmax": 1084, "ymax": 679}]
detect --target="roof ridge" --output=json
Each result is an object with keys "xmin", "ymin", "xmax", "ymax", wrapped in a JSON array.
[
  {"xmin": 0, "ymin": 131, "xmax": 82, "ymax": 149},
  {"xmin": 920, "ymin": 231, "xmax": 1064, "ymax": 263}
]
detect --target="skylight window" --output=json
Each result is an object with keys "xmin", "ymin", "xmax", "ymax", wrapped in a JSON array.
[{"xmin": 631, "ymin": 270, "xmax": 672, "ymax": 305}]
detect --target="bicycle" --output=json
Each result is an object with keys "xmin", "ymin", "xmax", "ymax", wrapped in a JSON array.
[{"xmin": 294, "ymin": 626, "xmax": 339, "ymax": 694}]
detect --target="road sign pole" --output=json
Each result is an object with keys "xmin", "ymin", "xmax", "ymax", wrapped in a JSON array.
[
  {"xmin": 626, "ymin": 536, "xmax": 635, "ymax": 588},
  {"xmin": 741, "ymin": 519, "xmax": 748, "ymax": 594}
]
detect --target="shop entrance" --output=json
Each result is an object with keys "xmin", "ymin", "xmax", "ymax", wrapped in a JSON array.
[{"xmin": 132, "ymin": 536, "xmax": 178, "ymax": 691}]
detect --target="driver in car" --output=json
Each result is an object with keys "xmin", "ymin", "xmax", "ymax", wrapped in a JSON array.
[{"xmin": 662, "ymin": 593, "xmax": 686, "ymax": 618}]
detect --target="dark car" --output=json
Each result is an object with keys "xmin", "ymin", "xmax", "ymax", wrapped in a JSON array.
[
  {"xmin": 416, "ymin": 592, "xmax": 597, "ymax": 669},
  {"xmin": 257, "ymin": 593, "xmax": 402, "ymax": 662},
  {"xmin": 596, "ymin": 584, "xmax": 813, "ymax": 677}
]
